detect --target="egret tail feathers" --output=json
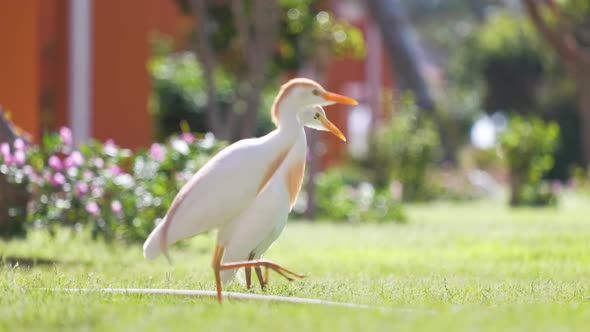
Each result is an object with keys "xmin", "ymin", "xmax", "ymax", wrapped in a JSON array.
[{"xmin": 143, "ymin": 223, "xmax": 175, "ymax": 264}]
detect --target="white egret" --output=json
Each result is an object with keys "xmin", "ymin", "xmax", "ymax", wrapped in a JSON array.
[
  {"xmin": 143, "ymin": 78, "xmax": 357, "ymax": 303},
  {"xmin": 218, "ymin": 106, "xmax": 346, "ymax": 289}
]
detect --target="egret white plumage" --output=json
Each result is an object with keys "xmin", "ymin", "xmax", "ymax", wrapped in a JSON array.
[
  {"xmin": 218, "ymin": 106, "xmax": 346, "ymax": 289},
  {"xmin": 142, "ymin": 78, "xmax": 357, "ymax": 303}
]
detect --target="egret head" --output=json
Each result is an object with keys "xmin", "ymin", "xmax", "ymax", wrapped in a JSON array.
[
  {"xmin": 272, "ymin": 78, "xmax": 357, "ymax": 125},
  {"xmin": 298, "ymin": 106, "xmax": 346, "ymax": 142}
]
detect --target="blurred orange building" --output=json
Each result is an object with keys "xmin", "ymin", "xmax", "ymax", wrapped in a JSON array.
[
  {"xmin": 0, "ymin": 0, "xmax": 190, "ymax": 147},
  {"xmin": 0, "ymin": 1, "xmax": 393, "ymax": 166},
  {"xmin": 319, "ymin": 0, "xmax": 395, "ymax": 167}
]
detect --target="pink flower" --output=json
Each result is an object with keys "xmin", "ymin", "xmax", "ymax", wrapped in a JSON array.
[
  {"xmin": 552, "ymin": 180, "xmax": 562, "ymax": 195},
  {"xmin": 104, "ymin": 139, "xmax": 118, "ymax": 156},
  {"xmin": 13, "ymin": 150, "xmax": 26, "ymax": 166},
  {"xmin": 111, "ymin": 200, "xmax": 122, "ymax": 215},
  {"xmin": 109, "ymin": 164, "xmax": 123, "ymax": 176},
  {"xmin": 28, "ymin": 170, "xmax": 42, "ymax": 184},
  {"xmin": 180, "ymin": 132, "xmax": 196, "ymax": 144},
  {"xmin": 13, "ymin": 138, "xmax": 26, "ymax": 151},
  {"xmin": 51, "ymin": 172, "xmax": 66, "ymax": 187},
  {"xmin": 64, "ymin": 151, "xmax": 84, "ymax": 169},
  {"xmin": 1, "ymin": 142, "xmax": 12, "ymax": 165},
  {"xmin": 91, "ymin": 185, "xmax": 103, "ymax": 198},
  {"xmin": 150, "ymin": 143, "xmax": 166, "ymax": 162},
  {"xmin": 59, "ymin": 127, "xmax": 73, "ymax": 146},
  {"xmin": 23, "ymin": 165, "xmax": 34, "ymax": 176},
  {"xmin": 567, "ymin": 178, "xmax": 577, "ymax": 189},
  {"xmin": 83, "ymin": 170, "xmax": 94, "ymax": 181},
  {"xmin": 48, "ymin": 155, "xmax": 63, "ymax": 171},
  {"xmin": 390, "ymin": 181, "xmax": 403, "ymax": 201},
  {"xmin": 0, "ymin": 142, "xmax": 9, "ymax": 155},
  {"xmin": 76, "ymin": 182, "xmax": 89, "ymax": 196},
  {"xmin": 85, "ymin": 201, "xmax": 100, "ymax": 217},
  {"xmin": 93, "ymin": 158, "xmax": 104, "ymax": 168}
]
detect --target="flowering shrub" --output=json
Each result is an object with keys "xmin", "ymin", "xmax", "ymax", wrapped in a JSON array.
[
  {"xmin": 0, "ymin": 128, "xmax": 225, "ymax": 242},
  {"xmin": 292, "ymin": 167, "xmax": 406, "ymax": 223}
]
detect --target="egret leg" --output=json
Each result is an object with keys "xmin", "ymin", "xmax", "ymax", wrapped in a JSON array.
[
  {"xmin": 245, "ymin": 266, "xmax": 252, "ymax": 290},
  {"xmin": 212, "ymin": 244, "xmax": 224, "ymax": 303},
  {"xmin": 255, "ymin": 267, "xmax": 266, "ymax": 289},
  {"xmin": 245, "ymin": 253, "xmax": 255, "ymax": 290}
]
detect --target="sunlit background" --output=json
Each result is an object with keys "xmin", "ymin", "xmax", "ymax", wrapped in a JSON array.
[
  {"xmin": 1, "ymin": 1, "xmax": 590, "ymax": 330},
  {"xmin": 1, "ymin": 0, "xmax": 589, "ymax": 236}
]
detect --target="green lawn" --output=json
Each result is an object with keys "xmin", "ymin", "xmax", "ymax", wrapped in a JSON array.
[{"xmin": 1, "ymin": 195, "xmax": 589, "ymax": 331}]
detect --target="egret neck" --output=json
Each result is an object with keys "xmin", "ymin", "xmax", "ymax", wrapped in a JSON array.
[{"xmin": 254, "ymin": 94, "xmax": 306, "ymax": 193}]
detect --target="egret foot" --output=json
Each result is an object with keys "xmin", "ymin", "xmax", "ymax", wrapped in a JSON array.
[
  {"xmin": 245, "ymin": 266, "xmax": 252, "ymax": 290},
  {"xmin": 245, "ymin": 253, "xmax": 255, "ymax": 290},
  {"xmin": 246, "ymin": 265, "xmax": 267, "ymax": 289},
  {"xmin": 212, "ymin": 244, "xmax": 304, "ymax": 303},
  {"xmin": 255, "ymin": 266, "xmax": 266, "ymax": 289}
]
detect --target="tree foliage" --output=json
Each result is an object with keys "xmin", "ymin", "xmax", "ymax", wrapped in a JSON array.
[
  {"xmin": 521, "ymin": 0, "xmax": 590, "ymax": 166},
  {"xmin": 452, "ymin": 12, "xmax": 552, "ymax": 113},
  {"xmin": 170, "ymin": 0, "xmax": 364, "ymax": 141}
]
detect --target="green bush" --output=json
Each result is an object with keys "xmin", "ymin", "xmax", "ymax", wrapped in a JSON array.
[
  {"xmin": 452, "ymin": 12, "xmax": 552, "ymax": 113},
  {"xmin": 499, "ymin": 116, "xmax": 560, "ymax": 206},
  {"xmin": 148, "ymin": 37, "xmax": 211, "ymax": 140},
  {"xmin": 293, "ymin": 166, "xmax": 405, "ymax": 223},
  {"xmin": 148, "ymin": 38, "xmax": 276, "ymax": 140},
  {"xmin": 572, "ymin": 167, "xmax": 590, "ymax": 194},
  {"xmin": 368, "ymin": 95, "xmax": 442, "ymax": 201}
]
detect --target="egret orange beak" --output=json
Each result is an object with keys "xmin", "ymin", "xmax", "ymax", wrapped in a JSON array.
[
  {"xmin": 320, "ymin": 91, "xmax": 358, "ymax": 106},
  {"xmin": 319, "ymin": 116, "xmax": 347, "ymax": 142}
]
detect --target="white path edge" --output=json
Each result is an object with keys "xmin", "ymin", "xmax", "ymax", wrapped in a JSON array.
[{"xmin": 42, "ymin": 288, "xmax": 435, "ymax": 314}]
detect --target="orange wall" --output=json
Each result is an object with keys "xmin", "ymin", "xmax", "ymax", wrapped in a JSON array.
[
  {"xmin": 323, "ymin": 57, "xmax": 365, "ymax": 168},
  {"xmin": 0, "ymin": 1, "xmax": 189, "ymax": 146},
  {"xmin": 0, "ymin": 2, "xmax": 40, "ymax": 139},
  {"xmin": 92, "ymin": 0, "xmax": 153, "ymax": 148},
  {"xmin": 92, "ymin": 0, "xmax": 185, "ymax": 148},
  {"xmin": 39, "ymin": 0, "xmax": 69, "ymax": 131}
]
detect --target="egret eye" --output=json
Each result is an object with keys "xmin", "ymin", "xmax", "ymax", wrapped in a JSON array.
[
  {"xmin": 312, "ymin": 89, "xmax": 320, "ymax": 96},
  {"xmin": 314, "ymin": 113, "xmax": 320, "ymax": 119}
]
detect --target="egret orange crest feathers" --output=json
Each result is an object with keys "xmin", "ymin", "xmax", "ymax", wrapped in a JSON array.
[{"xmin": 271, "ymin": 78, "xmax": 321, "ymax": 125}]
